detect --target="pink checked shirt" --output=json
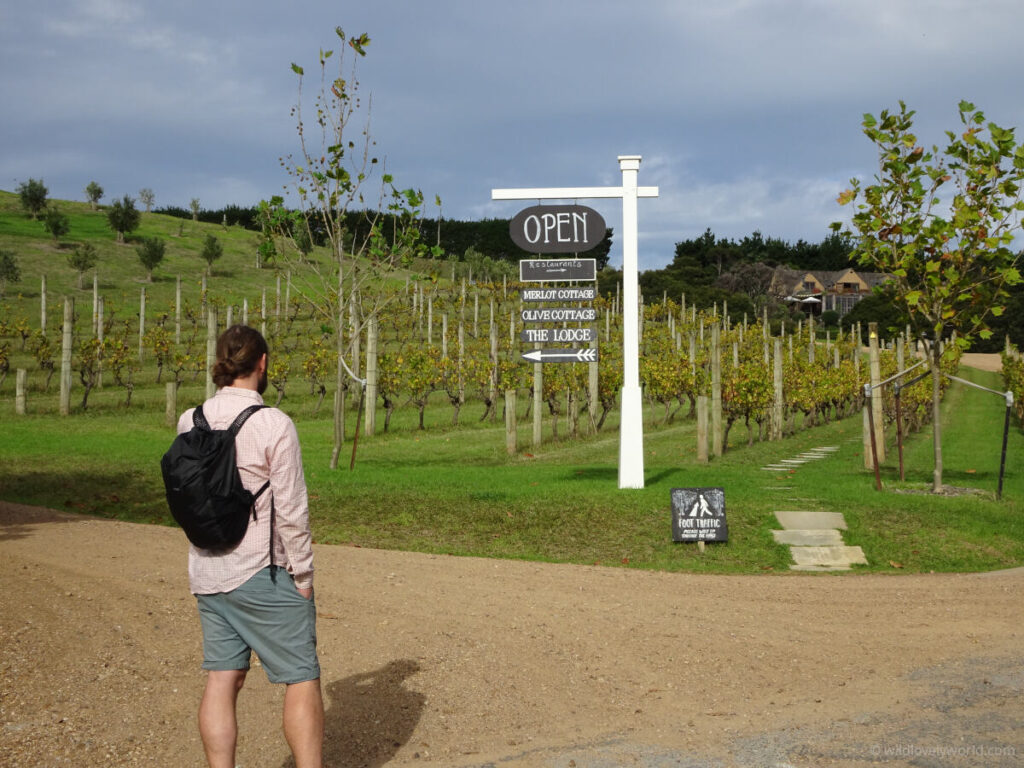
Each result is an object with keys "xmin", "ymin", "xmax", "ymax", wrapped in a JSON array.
[{"xmin": 178, "ymin": 386, "xmax": 314, "ymax": 594}]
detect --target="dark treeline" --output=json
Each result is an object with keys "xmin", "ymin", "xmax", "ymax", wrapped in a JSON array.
[
  {"xmin": 154, "ymin": 204, "xmax": 615, "ymax": 269},
  {"xmin": 155, "ymin": 204, "xmax": 262, "ymax": 229}
]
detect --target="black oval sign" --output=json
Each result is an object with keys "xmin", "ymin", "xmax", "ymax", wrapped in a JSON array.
[{"xmin": 509, "ymin": 204, "xmax": 606, "ymax": 254}]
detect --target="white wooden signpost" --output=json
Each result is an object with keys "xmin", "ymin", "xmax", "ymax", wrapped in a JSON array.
[{"xmin": 493, "ymin": 155, "xmax": 659, "ymax": 489}]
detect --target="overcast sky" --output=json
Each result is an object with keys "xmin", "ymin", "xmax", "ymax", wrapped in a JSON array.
[{"xmin": 3, "ymin": 0, "xmax": 1024, "ymax": 270}]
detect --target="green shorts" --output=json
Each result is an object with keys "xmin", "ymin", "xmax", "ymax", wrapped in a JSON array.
[{"xmin": 196, "ymin": 566, "xmax": 320, "ymax": 684}]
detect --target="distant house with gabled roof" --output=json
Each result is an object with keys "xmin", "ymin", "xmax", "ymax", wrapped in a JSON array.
[{"xmin": 769, "ymin": 266, "xmax": 891, "ymax": 317}]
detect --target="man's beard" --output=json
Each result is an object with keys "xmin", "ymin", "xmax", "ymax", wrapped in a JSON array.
[{"xmin": 258, "ymin": 369, "xmax": 268, "ymax": 395}]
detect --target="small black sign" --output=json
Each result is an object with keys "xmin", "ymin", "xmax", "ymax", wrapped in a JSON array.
[
  {"xmin": 671, "ymin": 488, "xmax": 728, "ymax": 542},
  {"xmin": 521, "ymin": 287, "xmax": 597, "ymax": 302},
  {"xmin": 510, "ymin": 205, "xmax": 606, "ymax": 254},
  {"xmin": 519, "ymin": 258, "xmax": 597, "ymax": 282}
]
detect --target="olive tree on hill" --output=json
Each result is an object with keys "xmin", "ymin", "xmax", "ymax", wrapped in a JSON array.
[
  {"xmin": 85, "ymin": 181, "xmax": 104, "ymax": 210},
  {"xmin": 107, "ymin": 195, "xmax": 141, "ymax": 243},
  {"xmin": 18, "ymin": 178, "xmax": 48, "ymax": 219}
]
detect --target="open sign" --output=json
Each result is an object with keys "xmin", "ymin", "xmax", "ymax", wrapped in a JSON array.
[{"xmin": 509, "ymin": 204, "xmax": 606, "ymax": 254}]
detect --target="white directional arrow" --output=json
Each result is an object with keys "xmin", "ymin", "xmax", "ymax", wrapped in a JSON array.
[{"xmin": 521, "ymin": 348, "xmax": 598, "ymax": 363}]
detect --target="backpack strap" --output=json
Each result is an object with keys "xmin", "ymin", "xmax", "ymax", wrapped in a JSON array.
[
  {"xmin": 227, "ymin": 403, "xmax": 267, "ymax": 437},
  {"xmin": 193, "ymin": 404, "xmax": 210, "ymax": 430}
]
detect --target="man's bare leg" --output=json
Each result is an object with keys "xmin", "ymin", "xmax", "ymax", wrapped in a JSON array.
[
  {"xmin": 283, "ymin": 678, "xmax": 324, "ymax": 768},
  {"xmin": 198, "ymin": 669, "xmax": 247, "ymax": 768}
]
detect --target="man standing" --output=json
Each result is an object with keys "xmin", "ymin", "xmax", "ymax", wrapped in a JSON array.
[{"xmin": 178, "ymin": 325, "xmax": 323, "ymax": 768}]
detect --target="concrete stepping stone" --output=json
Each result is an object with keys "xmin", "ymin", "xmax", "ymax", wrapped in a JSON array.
[
  {"xmin": 775, "ymin": 511, "xmax": 847, "ymax": 530},
  {"xmin": 772, "ymin": 510, "xmax": 867, "ymax": 571},
  {"xmin": 790, "ymin": 564, "xmax": 852, "ymax": 572},
  {"xmin": 790, "ymin": 545, "xmax": 868, "ymax": 568},
  {"xmin": 772, "ymin": 529, "xmax": 844, "ymax": 546}
]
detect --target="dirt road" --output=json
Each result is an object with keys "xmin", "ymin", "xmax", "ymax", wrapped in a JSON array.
[{"xmin": 2, "ymin": 501, "xmax": 1021, "ymax": 767}]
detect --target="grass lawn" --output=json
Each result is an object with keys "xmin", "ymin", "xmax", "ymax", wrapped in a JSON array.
[{"xmin": 1, "ymin": 364, "xmax": 1021, "ymax": 575}]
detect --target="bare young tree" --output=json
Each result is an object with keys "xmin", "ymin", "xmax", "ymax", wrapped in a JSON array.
[{"xmin": 264, "ymin": 28, "xmax": 438, "ymax": 468}]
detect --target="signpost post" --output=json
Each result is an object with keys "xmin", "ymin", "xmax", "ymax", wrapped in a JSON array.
[{"xmin": 493, "ymin": 155, "xmax": 658, "ymax": 489}]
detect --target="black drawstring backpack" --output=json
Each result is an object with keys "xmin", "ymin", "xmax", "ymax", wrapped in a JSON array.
[{"xmin": 161, "ymin": 404, "xmax": 270, "ymax": 551}]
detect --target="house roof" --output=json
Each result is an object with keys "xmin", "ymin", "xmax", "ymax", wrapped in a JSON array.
[{"xmin": 769, "ymin": 266, "xmax": 891, "ymax": 296}]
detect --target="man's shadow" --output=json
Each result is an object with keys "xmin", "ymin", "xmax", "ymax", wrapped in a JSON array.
[{"xmin": 281, "ymin": 659, "xmax": 426, "ymax": 768}]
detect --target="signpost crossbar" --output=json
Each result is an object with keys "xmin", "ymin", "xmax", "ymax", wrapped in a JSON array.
[{"xmin": 492, "ymin": 186, "xmax": 659, "ymax": 200}]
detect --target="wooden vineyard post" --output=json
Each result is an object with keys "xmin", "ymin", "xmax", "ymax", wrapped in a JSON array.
[
  {"xmin": 533, "ymin": 351, "xmax": 543, "ymax": 447},
  {"xmin": 697, "ymin": 394, "xmax": 709, "ymax": 463},
  {"xmin": 711, "ymin": 323, "xmax": 723, "ymax": 457},
  {"xmin": 93, "ymin": 274, "xmax": 99, "ymax": 335},
  {"xmin": 868, "ymin": 322, "xmax": 885, "ymax": 463},
  {"xmin": 15, "ymin": 369, "xmax": 27, "ymax": 415},
  {"xmin": 97, "ymin": 297, "xmax": 104, "ymax": 389},
  {"xmin": 364, "ymin": 316, "xmax": 378, "ymax": 437},
  {"xmin": 40, "ymin": 275, "xmax": 47, "ymax": 336},
  {"xmin": 166, "ymin": 382, "xmax": 177, "ymax": 427},
  {"xmin": 138, "ymin": 287, "xmax": 146, "ymax": 362},
  {"xmin": 206, "ymin": 308, "xmax": 217, "ymax": 399},
  {"xmin": 772, "ymin": 338, "xmax": 783, "ymax": 440},
  {"xmin": 505, "ymin": 389, "xmax": 518, "ymax": 455},
  {"xmin": 175, "ymin": 275, "xmax": 182, "ymax": 344},
  {"xmin": 60, "ymin": 298, "xmax": 73, "ymax": 416},
  {"xmin": 489, "ymin": 323, "xmax": 499, "ymax": 423}
]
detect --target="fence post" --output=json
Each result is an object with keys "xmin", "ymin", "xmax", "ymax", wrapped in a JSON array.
[
  {"xmin": 60, "ymin": 298, "xmax": 73, "ymax": 416},
  {"xmin": 15, "ymin": 369, "xmax": 27, "ymax": 415}
]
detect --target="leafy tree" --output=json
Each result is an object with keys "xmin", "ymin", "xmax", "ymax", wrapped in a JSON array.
[
  {"xmin": 139, "ymin": 188, "xmax": 155, "ymax": 213},
  {"xmin": 67, "ymin": 242, "xmax": 99, "ymax": 289},
  {"xmin": 43, "ymin": 207, "xmax": 71, "ymax": 241},
  {"xmin": 84, "ymin": 181, "xmax": 104, "ymax": 210},
  {"xmin": 135, "ymin": 236, "xmax": 166, "ymax": 281},
  {"xmin": 0, "ymin": 249, "xmax": 21, "ymax": 297},
  {"xmin": 107, "ymin": 195, "xmax": 141, "ymax": 243},
  {"xmin": 17, "ymin": 178, "xmax": 47, "ymax": 219},
  {"xmin": 200, "ymin": 233, "xmax": 223, "ymax": 274},
  {"xmin": 190, "ymin": 197, "xmax": 201, "ymax": 222},
  {"xmin": 837, "ymin": 100, "xmax": 1024, "ymax": 491}
]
